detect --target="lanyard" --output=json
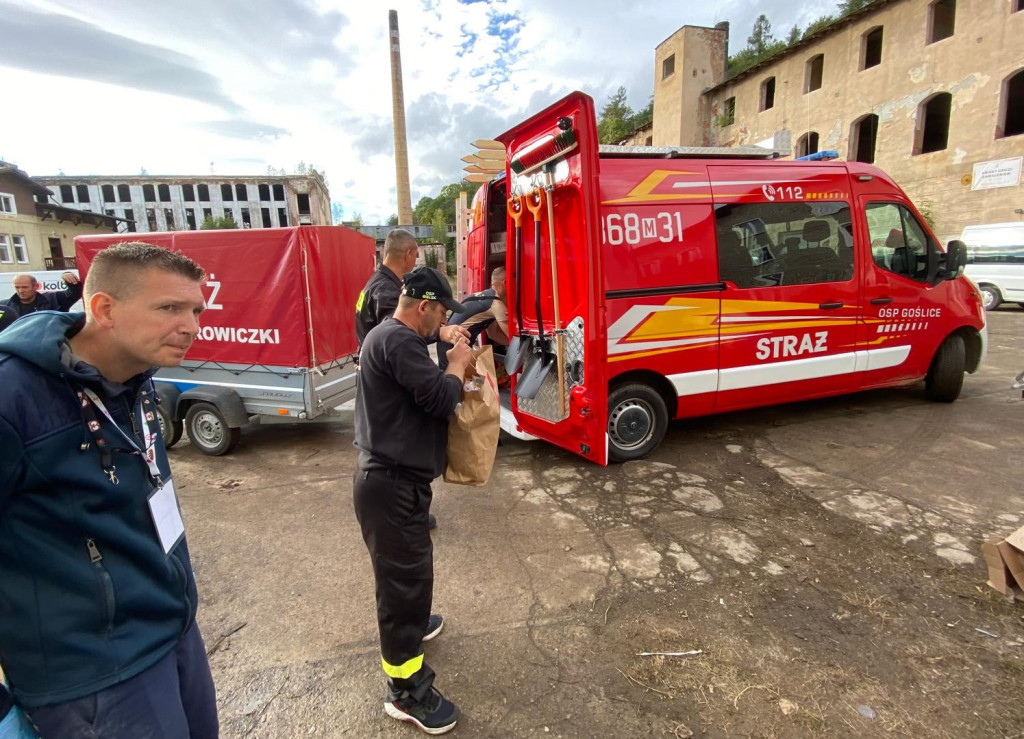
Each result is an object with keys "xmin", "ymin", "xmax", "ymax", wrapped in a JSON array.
[{"xmin": 78, "ymin": 387, "xmax": 162, "ymax": 486}]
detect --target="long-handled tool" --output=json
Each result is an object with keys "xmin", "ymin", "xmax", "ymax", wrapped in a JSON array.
[
  {"xmin": 515, "ymin": 189, "xmax": 555, "ymax": 399},
  {"xmin": 543, "ymin": 164, "xmax": 567, "ymax": 418},
  {"xmin": 504, "ymin": 195, "xmax": 531, "ymax": 374}
]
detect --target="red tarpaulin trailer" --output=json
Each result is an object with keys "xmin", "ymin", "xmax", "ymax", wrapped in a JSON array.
[
  {"xmin": 75, "ymin": 226, "xmax": 375, "ymax": 368},
  {"xmin": 75, "ymin": 226, "xmax": 376, "ymax": 455}
]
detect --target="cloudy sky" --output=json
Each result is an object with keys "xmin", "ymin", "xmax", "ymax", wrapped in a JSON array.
[{"xmin": 0, "ymin": 0, "xmax": 836, "ymax": 224}]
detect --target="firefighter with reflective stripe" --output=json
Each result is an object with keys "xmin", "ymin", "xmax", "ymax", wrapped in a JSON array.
[
  {"xmin": 353, "ymin": 266, "xmax": 473, "ymax": 735},
  {"xmin": 437, "ymin": 267, "xmax": 508, "ymax": 370},
  {"xmin": 355, "ymin": 229, "xmax": 470, "ymax": 355}
]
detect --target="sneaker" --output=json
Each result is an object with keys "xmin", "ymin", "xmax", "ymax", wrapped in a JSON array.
[
  {"xmin": 428, "ymin": 513, "xmax": 437, "ymax": 530},
  {"xmin": 384, "ymin": 686, "xmax": 460, "ymax": 735},
  {"xmin": 423, "ymin": 614, "xmax": 443, "ymax": 642}
]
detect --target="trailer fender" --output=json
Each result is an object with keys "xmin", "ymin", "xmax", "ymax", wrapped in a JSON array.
[
  {"xmin": 153, "ymin": 381, "xmax": 183, "ymax": 420},
  {"xmin": 178, "ymin": 386, "xmax": 249, "ymax": 428}
]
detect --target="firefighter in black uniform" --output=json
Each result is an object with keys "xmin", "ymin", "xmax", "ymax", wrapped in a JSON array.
[
  {"xmin": 353, "ymin": 266, "xmax": 473, "ymax": 735},
  {"xmin": 355, "ymin": 229, "xmax": 469, "ymax": 531},
  {"xmin": 355, "ymin": 229, "xmax": 469, "ymax": 351}
]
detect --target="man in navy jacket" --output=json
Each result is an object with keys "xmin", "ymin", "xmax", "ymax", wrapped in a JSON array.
[
  {"xmin": 3, "ymin": 271, "xmax": 82, "ymax": 319},
  {"xmin": 0, "ymin": 243, "xmax": 218, "ymax": 737}
]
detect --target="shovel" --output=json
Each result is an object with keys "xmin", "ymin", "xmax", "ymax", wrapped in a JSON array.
[
  {"xmin": 515, "ymin": 189, "xmax": 556, "ymax": 400},
  {"xmin": 504, "ymin": 195, "xmax": 532, "ymax": 374},
  {"xmin": 543, "ymin": 164, "xmax": 567, "ymax": 418}
]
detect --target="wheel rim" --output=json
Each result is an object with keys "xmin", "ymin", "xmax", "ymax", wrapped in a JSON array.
[
  {"xmin": 192, "ymin": 411, "xmax": 224, "ymax": 447},
  {"xmin": 981, "ymin": 288, "xmax": 996, "ymax": 309},
  {"xmin": 608, "ymin": 397, "xmax": 655, "ymax": 451}
]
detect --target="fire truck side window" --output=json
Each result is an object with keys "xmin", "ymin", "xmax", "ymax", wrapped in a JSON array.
[
  {"xmin": 715, "ymin": 202, "xmax": 855, "ymax": 288},
  {"xmin": 865, "ymin": 202, "xmax": 930, "ymax": 281}
]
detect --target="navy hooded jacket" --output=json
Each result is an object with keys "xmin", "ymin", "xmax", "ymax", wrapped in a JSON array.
[{"xmin": 0, "ymin": 311, "xmax": 199, "ymax": 709}]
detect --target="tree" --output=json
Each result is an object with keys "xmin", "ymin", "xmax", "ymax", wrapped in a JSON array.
[
  {"xmin": 414, "ymin": 195, "xmax": 439, "ymax": 225},
  {"xmin": 386, "ymin": 213, "xmax": 399, "ymax": 226},
  {"xmin": 838, "ymin": 0, "xmax": 874, "ymax": 15},
  {"xmin": 803, "ymin": 15, "xmax": 837, "ymax": 39},
  {"xmin": 331, "ymin": 202, "xmax": 344, "ymax": 225},
  {"xmin": 597, "ymin": 87, "xmax": 635, "ymax": 145},
  {"xmin": 199, "ymin": 215, "xmax": 238, "ymax": 230},
  {"xmin": 787, "ymin": 25, "xmax": 801, "ymax": 45},
  {"xmin": 747, "ymin": 14, "xmax": 774, "ymax": 56}
]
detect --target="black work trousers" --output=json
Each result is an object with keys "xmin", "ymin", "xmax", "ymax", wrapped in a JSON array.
[{"xmin": 353, "ymin": 467, "xmax": 435, "ymax": 700}]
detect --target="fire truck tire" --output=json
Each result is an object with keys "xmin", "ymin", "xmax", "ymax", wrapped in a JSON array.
[
  {"xmin": 925, "ymin": 334, "xmax": 965, "ymax": 403},
  {"xmin": 978, "ymin": 284, "xmax": 1001, "ymax": 311},
  {"xmin": 186, "ymin": 402, "xmax": 242, "ymax": 456},
  {"xmin": 156, "ymin": 402, "xmax": 183, "ymax": 448},
  {"xmin": 607, "ymin": 383, "xmax": 668, "ymax": 463}
]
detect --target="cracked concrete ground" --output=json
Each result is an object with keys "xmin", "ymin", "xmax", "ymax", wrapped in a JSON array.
[{"xmin": 171, "ymin": 309, "xmax": 1024, "ymax": 737}]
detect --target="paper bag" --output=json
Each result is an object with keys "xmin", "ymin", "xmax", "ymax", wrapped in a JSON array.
[{"xmin": 444, "ymin": 345, "xmax": 500, "ymax": 486}]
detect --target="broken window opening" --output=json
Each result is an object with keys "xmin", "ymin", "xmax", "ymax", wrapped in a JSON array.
[
  {"xmin": 928, "ymin": 0, "xmax": 955, "ymax": 43},
  {"xmin": 805, "ymin": 54, "xmax": 824, "ymax": 93},
  {"xmin": 851, "ymin": 114, "xmax": 879, "ymax": 163},
  {"xmin": 862, "ymin": 27, "xmax": 883, "ymax": 69},
  {"xmin": 916, "ymin": 92, "xmax": 952, "ymax": 154},
  {"xmin": 760, "ymin": 77, "xmax": 776, "ymax": 111},
  {"xmin": 796, "ymin": 132, "xmax": 820, "ymax": 158},
  {"xmin": 999, "ymin": 69, "xmax": 1024, "ymax": 138}
]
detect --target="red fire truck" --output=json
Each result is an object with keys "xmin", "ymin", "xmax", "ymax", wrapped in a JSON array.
[{"xmin": 459, "ymin": 91, "xmax": 987, "ymax": 466}]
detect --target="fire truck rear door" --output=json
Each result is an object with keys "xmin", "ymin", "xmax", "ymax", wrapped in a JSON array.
[{"xmin": 498, "ymin": 91, "xmax": 608, "ymax": 465}]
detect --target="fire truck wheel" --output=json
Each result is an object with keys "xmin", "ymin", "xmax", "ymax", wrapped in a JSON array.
[
  {"xmin": 156, "ymin": 402, "xmax": 183, "ymax": 448},
  {"xmin": 925, "ymin": 334, "xmax": 965, "ymax": 403},
  {"xmin": 607, "ymin": 383, "xmax": 668, "ymax": 463},
  {"xmin": 185, "ymin": 402, "xmax": 242, "ymax": 456},
  {"xmin": 978, "ymin": 284, "xmax": 1001, "ymax": 311}
]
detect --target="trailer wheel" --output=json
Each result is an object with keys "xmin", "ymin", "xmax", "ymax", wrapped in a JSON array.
[
  {"xmin": 185, "ymin": 402, "xmax": 241, "ymax": 456},
  {"xmin": 925, "ymin": 334, "xmax": 965, "ymax": 403},
  {"xmin": 607, "ymin": 383, "xmax": 668, "ymax": 463},
  {"xmin": 156, "ymin": 402, "xmax": 183, "ymax": 448},
  {"xmin": 978, "ymin": 284, "xmax": 1001, "ymax": 311}
]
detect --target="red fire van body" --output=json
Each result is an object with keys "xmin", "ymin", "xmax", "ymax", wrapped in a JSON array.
[{"xmin": 460, "ymin": 92, "xmax": 987, "ymax": 466}]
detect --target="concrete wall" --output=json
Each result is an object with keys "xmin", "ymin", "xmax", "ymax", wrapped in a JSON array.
[
  {"xmin": 37, "ymin": 174, "xmax": 332, "ymax": 233},
  {"xmin": 654, "ymin": 24, "xmax": 729, "ymax": 147},
  {"xmin": 654, "ymin": 0, "xmax": 1024, "ymax": 242}
]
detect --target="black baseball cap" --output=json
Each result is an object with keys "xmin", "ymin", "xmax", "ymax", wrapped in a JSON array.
[{"xmin": 401, "ymin": 267, "xmax": 466, "ymax": 313}]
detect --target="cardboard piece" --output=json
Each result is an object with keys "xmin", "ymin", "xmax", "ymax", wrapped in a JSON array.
[
  {"xmin": 1005, "ymin": 525, "xmax": 1024, "ymax": 553},
  {"xmin": 982, "ymin": 525, "xmax": 1024, "ymax": 601}
]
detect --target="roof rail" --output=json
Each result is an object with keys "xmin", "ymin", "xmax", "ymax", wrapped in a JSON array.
[{"xmin": 598, "ymin": 144, "xmax": 784, "ymax": 160}]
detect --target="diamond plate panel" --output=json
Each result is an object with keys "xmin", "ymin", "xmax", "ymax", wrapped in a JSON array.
[{"xmin": 517, "ymin": 317, "xmax": 584, "ymax": 423}]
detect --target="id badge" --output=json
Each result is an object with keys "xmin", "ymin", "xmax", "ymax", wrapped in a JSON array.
[{"xmin": 148, "ymin": 478, "xmax": 185, "ymax": 555}]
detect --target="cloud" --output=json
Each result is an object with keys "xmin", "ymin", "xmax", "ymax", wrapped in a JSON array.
[
  {"xmin": 193, "ymin": 120, "xmax": 291, "ymax": 141},
  {"xmin": 0, "ymin": 1, "xmax": 243, "ymax": 113}
]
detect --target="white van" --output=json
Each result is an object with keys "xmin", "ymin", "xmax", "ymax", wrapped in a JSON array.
[
  {"xmin": 961, "ymin": 223, "xmax": 1024, "ymax": 310},
  {"xmin": 0, "ymin": 270, "xmax": 83, "ymax": 312}
]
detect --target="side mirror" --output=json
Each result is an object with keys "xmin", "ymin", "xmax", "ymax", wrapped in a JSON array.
[{"xmin": 944, "ymin": 239, "xmax": 968, "ymax": 279}]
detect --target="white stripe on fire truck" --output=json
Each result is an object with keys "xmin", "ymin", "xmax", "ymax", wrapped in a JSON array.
[{"xmin": 667, "ymin": 345, "xmax": 912, "ymax": 397}]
